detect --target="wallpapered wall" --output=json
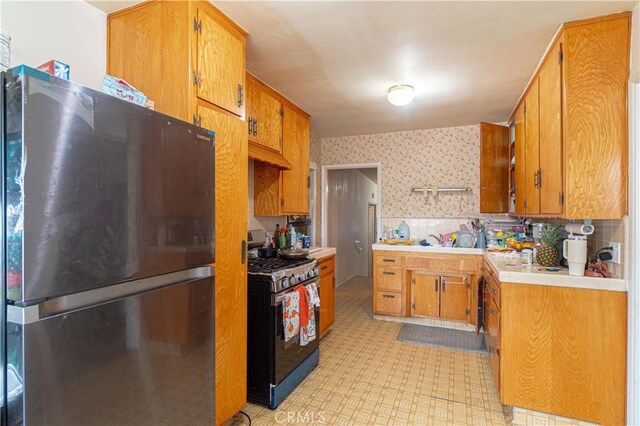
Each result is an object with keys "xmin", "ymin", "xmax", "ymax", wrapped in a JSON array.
[{"xmin": 320, "ymin": 125, "xmax": 480, "ymax": 218}]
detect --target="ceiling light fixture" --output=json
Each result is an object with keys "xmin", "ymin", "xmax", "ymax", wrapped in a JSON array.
[{"xmin": 387, "ymin": 84, "xmax": 414, "ymax": 106}]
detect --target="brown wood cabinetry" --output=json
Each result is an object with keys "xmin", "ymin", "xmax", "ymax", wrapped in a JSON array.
[
  {"xmin": 246, "ymin": 73, "xmax": 283, "ymax": 152},
  {"xmin": 524, "ymin": 79, "xmax": 541, "ymax": 214},
  {"xmin": 479, "ymin": 122, "xmax": 509, "ymax": 213},
  {"xmin": 411, "ymin": 272, "xmax": 470, "ymax": 321},
  {"xmin": 411, "ymin": 272, "xmax": 440, "ymax": 318},
  {"xmin": 483, "ymin": 256, "xmax": 627, "ymax": 425},
  {"xmin": 108, "ymin": 3, "xmax": 247, "ymax": 424},
  {"xmin": 318, "ymin": 255, "xmax": 335, "ymax": 335},
  {"xmin": 251, "ymin": 76, "xmax": 310, "ymax": 216},
  {"xmin": 373, "ymin": 251, "xmax": 480, "ymax": 325},
  {"xmin": 510, "ymin": 12, "xmax": 631, "ymax": 219},
  {"xmin": 513, "ymin": 103, "xmax": 526, "ymax": 214}
]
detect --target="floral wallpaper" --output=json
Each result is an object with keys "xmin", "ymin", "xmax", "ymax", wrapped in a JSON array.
[
  {"xmin": 310, "ymin": 133, "xmax": 323, "ymax": 244},
  {"xmin": 320, "ymin": 125, "xmax": 480, "ymax": 218}
]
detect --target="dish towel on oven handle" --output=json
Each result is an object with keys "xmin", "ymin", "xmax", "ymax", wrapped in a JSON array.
[
  {"xmin": 300, "ymin": 282, "xmax": 321, "ymax": 346},
  {"xmin": 283, "ymin": 290, "xmax": 300, "ymax": 342}
]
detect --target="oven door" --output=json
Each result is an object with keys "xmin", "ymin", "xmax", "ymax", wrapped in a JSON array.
[{"xmin": 272, "ymin": 277, "xmax": 320, "ymax": 384}]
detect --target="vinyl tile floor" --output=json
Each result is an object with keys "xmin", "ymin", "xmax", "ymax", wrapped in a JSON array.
[{"xmin": 226, "ymin": 276, "xmax": 511, "ymax": 426}]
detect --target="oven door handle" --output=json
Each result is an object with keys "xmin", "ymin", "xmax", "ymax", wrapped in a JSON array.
[{"xmin": 272, "ymin": 277, "xmax": 320, "ymax": 306}]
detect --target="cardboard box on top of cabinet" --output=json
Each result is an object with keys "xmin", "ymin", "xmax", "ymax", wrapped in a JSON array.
[{"xmin": 37, "ymin": 60, "xmax": 69, "ymax": 80}]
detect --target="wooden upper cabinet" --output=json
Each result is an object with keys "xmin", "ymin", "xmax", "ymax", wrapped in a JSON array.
[
  {"xmin": 509, "ymin": 12, "xmax": 630, "ymax": 219},
  {"xmin": 246, "ymin": 74, "xmax": 283, "ymax": 152},
  {"xmin": 514, "ymin": 103, "xmax": 526, "ymax": 215},
  {"xmin": 524, "ymin": 79, "xmax": 540, "ymax": 215},
  {"xmin": 538, "ymin": 38, "xmax": 564, "ymax": 215},
  {"xmin": 195, "ymin": 5, "xmax": 245, "ymax": 117},
  {"xmin": 480, "ymin": 122, "xmax": 509, "ymax": 213},
  {"xmin": 281, "ymin": 105, "xmax": 310, "ymax": 215},
  {"xmin": 563, "ymin": 14, "xmax": 630, "ymax": 219}
]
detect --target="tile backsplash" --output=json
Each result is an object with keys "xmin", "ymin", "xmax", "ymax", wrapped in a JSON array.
[
  {"xmin": 588, "ymin": 218, "xmax": 627, "ymax": 279},
  {"xmin": 381, "ymin": 217, "xmax": 479, "ymax": 243}
]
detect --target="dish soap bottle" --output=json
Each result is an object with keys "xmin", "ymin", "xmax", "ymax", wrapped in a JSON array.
[
  {"xmin": 289, "ymin": 226, "xmax": 297, "ymax": 249},
  {"xmin": 398, "ymin": 221, "xmax": 410, "ymax": 240},
  {"xmin": 279, "ymin": 227, "xmax": 286, "ymax": 249}
]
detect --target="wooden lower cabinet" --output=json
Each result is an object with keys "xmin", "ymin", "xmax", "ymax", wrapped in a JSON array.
[
  {"xmin": 439, "ymin": 275, "xmax": 469, "ymax": 321},
  {"xmin": 373, "ymin": 251, "xmax": 480, "ymax": 325},
  {"xmin": 318, "ymin": 255, "xmax": 335, "ymax": 335},
  {"xmin": 411, "ymin": 272, "xmax": 439, "ymax": 318},
  {"xmin": 495, "ymin": 280, "xmax": 626, "ymax": 425}
]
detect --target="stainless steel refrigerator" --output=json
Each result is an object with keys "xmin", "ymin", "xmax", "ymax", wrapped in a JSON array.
[{"xmin": 0, "ymin": 66, "xmax": 216, "ymax": 425}]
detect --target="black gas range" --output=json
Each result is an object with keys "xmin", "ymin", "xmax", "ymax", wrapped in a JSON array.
[{"xmin": 247, "ymin": 256, "xmax": 320, "ymax": 409}]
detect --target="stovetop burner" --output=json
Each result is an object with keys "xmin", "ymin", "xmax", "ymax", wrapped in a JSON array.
[
  {"xmin": 248, "ymin": 257, "xmax": 319, "ymax": 293},
  {"xmin": 248, "ymin": 257, "xmax": 314, "ymax": 274}
]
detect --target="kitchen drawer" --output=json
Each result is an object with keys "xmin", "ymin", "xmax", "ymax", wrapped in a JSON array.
[
  {"xmin": 405, "ymin": 255, "xmax": 479, "ymax": 273},
  {"xmin": 318, "ymin": 255, "xmax": 335, "ymax": 276},
  {"xmin": 374, "ymin": 291, "xmax": 403, "ymax": 316},
  {"xmin": 483, "ymin": 258, "xmax": 498, "ymax": 280},
  {"xmin": 375, "ymin": 267, "xmax": 404, "ymax": 292},
  {"xmin": 485, "ymin": 273, "xmax": 501, "ymax": 309},
  {"xmin": 375, "ymin": 254, "xmax": 405, "ymax": 267}
]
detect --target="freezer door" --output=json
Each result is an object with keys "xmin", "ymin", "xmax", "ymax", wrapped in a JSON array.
[
  {"xmin": 4, "ymin": 67, "xmax": 215, "ymax": 303},
  {"xmin": 6, "ymin": 275, "xmax": 215, "ymax": 426}
]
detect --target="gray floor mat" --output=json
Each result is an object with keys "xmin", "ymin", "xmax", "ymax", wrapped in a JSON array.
[{"xmin": 397, "ymin": 323, "xmax": 487, "ymax": 353}]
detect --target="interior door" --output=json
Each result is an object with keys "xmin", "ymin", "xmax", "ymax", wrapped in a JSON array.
[
  {"xmin": 538, "ymin": 38, "xmax": 564, "ymax": 215},
  {"xmin": 197, "ymin": 104, "xmax": 247, "ymax": 424},
  {"xmin": 480, "ymin": 122, "xmax": 510, "ymax": 213},
  {"xmin": 196, "ymin": 6, "xmax": 244, "ymax": 117},
  {"xmin": 411, "ymin": 272, "xmax": 440, "ymax": 318},
  {"xmin": 439, "ymin": 275, "xmax": 469, "ymax": 321},
  {"xmin": 514, "ymin": 103, "xmax": 526, "ymax": 214},
  {"xmin": 524, "ymin": 79, "xmax": 541, "ymax": 214},
  {"xmin": 281, "ymin": 106, "xmax": 310, "ymax": 214}
]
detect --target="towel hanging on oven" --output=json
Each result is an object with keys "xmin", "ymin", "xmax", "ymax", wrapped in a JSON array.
[
  {"xmin": 300, "ymin": 282, "xmax": 320, "ymax": 346},
  {"xmin": 283, "ymin": 290, "xmax": 300, "ymax": 342}
]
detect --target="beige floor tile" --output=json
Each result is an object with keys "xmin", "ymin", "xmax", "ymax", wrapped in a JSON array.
[{"xmin": 225, "ymin": 276, "xmax": 510, "ymax": 426}]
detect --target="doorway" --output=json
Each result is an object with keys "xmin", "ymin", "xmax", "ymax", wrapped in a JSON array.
[{"xmin": 322, "ymin": 164, "xmax": 381, "ymax": 287}]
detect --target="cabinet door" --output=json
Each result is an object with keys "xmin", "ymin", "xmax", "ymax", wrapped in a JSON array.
[
  {"xmin": 488, "ymin": 296, "xmax": 500, "ymax": 390},
  {"xmin": 196, "ymin": 6, "xmax": 245, "ymax": 117},
  {"xmin": 257, "ymin": 89, "xmax": 283, "ymax": 152},
  {"xmin": 281, "ymin": 106, "xmax": 310, "ymax": 214},
  {"xmin": 524, "ymin": 79, "xmax": 541, "ymax": 214},
  {"xmin": 319, "ymin": 270, "xmax": 335, "ymax": 335},
  {"xmin": 480, "ymin": 122, "xmax": 510, "ymax": 213},
  {"xmin": 538, "ymin": 39, "xmax": 564, "ymax": 215},
  {"xmin": 411, "ymin": 272, "xmax": 440, "ymax": 318},
  {"xmin": 439, "ymin": 275, "xmax": 469, "ymax": 321},
  {"xmin": 514, "ymin": 103, "xmax": 526, "ymax": 214},
  {"xmin": 197, "ymin": 104, "xmax": 248, "ymax": 424}
]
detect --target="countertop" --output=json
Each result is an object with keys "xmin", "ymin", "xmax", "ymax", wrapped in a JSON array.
[
  {"xmin": 308, "ymin": 247, "xmax": 337, "ymax": 260},
  {"xmin": 372, "ymin": 243, "xmax": 483, "ymax": 255},
  {"xmin": 483, "ymin": 251, "xmax": 627, "ymax": 292},
  {"xmin": 372, "ymin": 243, "xmax": 627, "ymax": 292}
]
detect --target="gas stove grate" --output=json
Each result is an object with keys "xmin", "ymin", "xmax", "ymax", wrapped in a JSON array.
[{"xmin": 248, "ymin": 257, "xmax": 314, "ymax": 274}]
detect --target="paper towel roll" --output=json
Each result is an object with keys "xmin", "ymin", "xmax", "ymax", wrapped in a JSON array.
[{"xmin": 564, "ymin": 223, "xmax": 594, "ymax": 236}]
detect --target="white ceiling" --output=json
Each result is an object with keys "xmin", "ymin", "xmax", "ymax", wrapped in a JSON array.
[{"xmin": 90, "ymin": 1, "xmax": 637, "ymax": 138}]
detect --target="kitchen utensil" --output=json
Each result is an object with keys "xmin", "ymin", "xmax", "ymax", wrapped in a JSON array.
[
  {"xmin": 279, "ymin": 249, "xmax": 309, "ymax": 260},
  {"xmin": 258, "ymin": 247, "xmax": 278, "ymax": 258}
]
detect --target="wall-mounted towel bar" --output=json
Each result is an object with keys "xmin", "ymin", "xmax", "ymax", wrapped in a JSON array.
[{"xmin": 411, "ymin": 186, "xmax": 470, "ymax": 194}]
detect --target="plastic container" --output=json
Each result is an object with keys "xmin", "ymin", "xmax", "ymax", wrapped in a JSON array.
[
  {"xmin": 1, "ymin": 30, "xmax": 10, "ymax": 72},
  {"xmin": 397, "ymin": 221, "xmax": 410, "ymax": 240}
]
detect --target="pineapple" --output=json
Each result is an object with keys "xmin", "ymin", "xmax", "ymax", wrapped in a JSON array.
[{"xmin": 536, "ymin": 224, "xmax": 564, "ymax": 267}]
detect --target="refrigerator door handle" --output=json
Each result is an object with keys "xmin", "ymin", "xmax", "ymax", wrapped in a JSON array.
[{"xmin": 7, "ymin": 266, "xmax": 214, "ymax": 325}]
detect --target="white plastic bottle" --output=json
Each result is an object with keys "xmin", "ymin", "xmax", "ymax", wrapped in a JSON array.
[{"xmin": 289, "ymin": 226, "xmax": 297, "ymax": 249}]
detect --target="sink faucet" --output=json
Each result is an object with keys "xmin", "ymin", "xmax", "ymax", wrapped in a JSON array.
[{"xmin": 429, "ymin": 234, "xmax": 443, "ymax": 245}]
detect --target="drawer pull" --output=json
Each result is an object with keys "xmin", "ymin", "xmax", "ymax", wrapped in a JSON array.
[
  {"xmin": 382, "ymin": 294, "xmax": 395, "ymax": 299},
  {"xmin": 490, "ymin": 288, "xmax": 497, "ymax": 294},
  {"xmin": 383, "ymin": 271, "xmax": 395, "ymax": 276},
  {"xmin": 382, "ymin": 259, "xmax": 395, "ymax": 263},
  {"xmin": 321, "ymin": 265, "xmax": 328, "ymax": 270}
]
